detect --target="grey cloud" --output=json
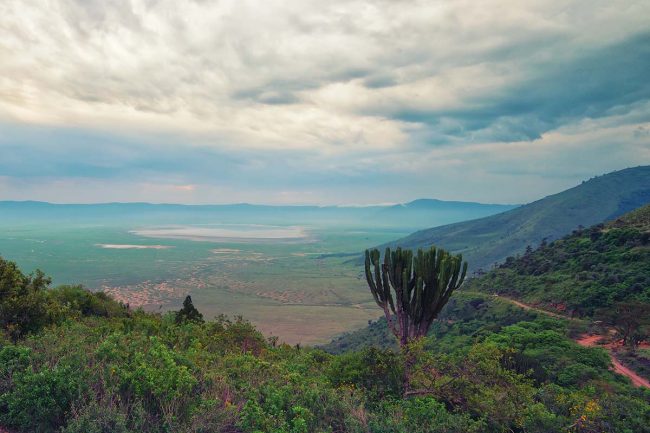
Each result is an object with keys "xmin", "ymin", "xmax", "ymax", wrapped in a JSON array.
[
  {"xmin": 1, "ymin": 0, "xmax": 649, "ymax": 204},
  {"xmin": 388, "ymin": 32, "xmax": 650, "ymax": 144}
]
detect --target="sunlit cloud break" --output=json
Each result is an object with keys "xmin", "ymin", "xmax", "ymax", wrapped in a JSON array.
[{"xmin": 0, "ymin": 0, "xmax": 649, "ymax": 204}]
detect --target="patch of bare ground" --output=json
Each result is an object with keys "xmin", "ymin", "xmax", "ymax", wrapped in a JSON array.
[
  {"xmin": 101, "ymin": 279, "xmax": 192, "ymax": 308},
  {"xmin": 255, "ymin": 290, "xmax": 307, "ymax": 304},
  {"xmin": 476, "ymin": 292, "xmax": 649, "ymax": 388},
  {"xmin": 577, "ymin": 334, "xmax": 650, "ymax": 388}
]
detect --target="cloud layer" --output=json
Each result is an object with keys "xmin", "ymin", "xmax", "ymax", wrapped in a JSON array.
[{"xmin": 0, "ymin": 0, "xmax": 649, "ymax": 204}]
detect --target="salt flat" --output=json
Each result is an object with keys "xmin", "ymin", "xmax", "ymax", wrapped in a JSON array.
[
  {"xmin": 97, "ymin": 244, "xmax": 172, "ymax": 250},
  {"xmin": 131, "ymin": 225, "xmax": 308, "ymax": 242}
]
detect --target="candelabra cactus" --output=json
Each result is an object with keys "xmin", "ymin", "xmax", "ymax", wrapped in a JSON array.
[
  {"xmin": 364, "ymin": 246, "xmax": 468, "ymax": 346},
  {"xmin": 365, "ymin": 246, "xmax": 467, "ymax": 395}
]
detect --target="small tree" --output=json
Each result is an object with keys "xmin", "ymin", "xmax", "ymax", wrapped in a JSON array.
[
  {"xmin": 364, "ymin": 246, "xmax": 467, "ymax": 394},
  {"xmin": 175, "ymin": 295, "xmax": 204, "ymax": 324},
  {"xmin": 599, "ymin": 302, "xmax": 650, "ymax": 351}
]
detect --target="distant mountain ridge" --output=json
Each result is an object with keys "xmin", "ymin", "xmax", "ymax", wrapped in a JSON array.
[
  {"xmin": 378, "ymin": 166, "xmax": 650, "ymax": 271},
  {"xmin": 0, "ymin": 198, "xmax": 516, "ymax": 231},
  {"xmin": 0, "ymin": 198, "xmax": 513, "ymax": 209}
]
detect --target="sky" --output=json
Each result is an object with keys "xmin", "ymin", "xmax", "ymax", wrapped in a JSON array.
[{"xmin": 0, "ymin": 0, "xmax": 649, "ymax": 205}]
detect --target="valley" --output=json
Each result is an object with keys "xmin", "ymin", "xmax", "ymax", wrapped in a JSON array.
[
  {"xmin": 1, "ymin": 188, "xmax": 649, "ymax": 432},
  {"xmin": 0, "ymin": 222, "xmax": 401, "ymax": 344},
  {"xmin": 1, "ymin": 198, "xmax": 516, "ymax": 344}
]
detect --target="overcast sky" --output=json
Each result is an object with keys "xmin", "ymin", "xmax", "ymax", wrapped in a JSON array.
[{"xmin": 1, "ymin": 0, "xmax": 649, "ymax": 205}]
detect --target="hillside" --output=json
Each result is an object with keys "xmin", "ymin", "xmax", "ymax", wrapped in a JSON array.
[
  {"xmin": 327, "ymin": 205, "xmax": 650, "ymax": 383},
  {"xmin": 469, "ymin": 203, "xmax": 650, "ymax": 316},
  {"xmin": 374, "ymin": 199, "xmax": 517, "ymax": 228},
  {"xmin": 379, "ymin": 166, "xmax": 650, "ymax": 271}
]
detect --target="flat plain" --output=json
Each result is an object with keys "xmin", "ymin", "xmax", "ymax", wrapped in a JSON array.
[{"xmin": 0, "ymin": 221, "xmax": 411, "ymax": 344}]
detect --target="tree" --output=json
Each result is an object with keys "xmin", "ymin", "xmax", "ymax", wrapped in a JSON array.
[
  {"xmin": 0, "ymin": 256, "xmax": 52, "ymax": 340},
  {"xmin": 598, "ymin": 302, "xmax": 650, "ymax": 351},
  {"xmin": 364, "ymin": 246, "xmax": 467, "ymax": 394},
  {"xmin": 175, "ymin": 296, "xmax": 204, "ymax": 324}
]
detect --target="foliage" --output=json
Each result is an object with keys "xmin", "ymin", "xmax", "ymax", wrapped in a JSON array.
[
  {"xmin": 0, "ymin": 256, "xmax": 127, "ymax": 340},
  {"xmin": 468, "ymin": 204, "xmax": 650, "ymax": 317},
  {"xmin": 597, "ymin": 302, "xmax": 650, "ymax": 349},
  {"xmin": 327, "ymin": 347, "xmax": 402, "ymax": 399},
  {"xmin": 0, "ymin": 349, "xmax": 85, "ymax": 432},
  {"xmin": 367, "ymin": 397, "xmax": 485, "ymax": 433},
  {"xmin": 322, "ymin": 292, "xmax": 541, "ymax": 354},
  {"xmin": 0, "ymin": 294, "xmax": 647, "ymax": 433}
]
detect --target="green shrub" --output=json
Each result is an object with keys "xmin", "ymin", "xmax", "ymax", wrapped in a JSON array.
[
  {"xmin": 327, "ymin": 347, "xmax": 402, "ymax": 400},
  {"xmin": 0, "ymin": 364, "xmax": 83, "ymax": 432},
  {"xmin": 62, "ymin": 398, "xmax": 131, "ymax": 433},
  {"xmin": 96, "ymin": 333, "xmax": 198, "ymax": 429},
  {"xmin": 368, "ymin": 397, "xmax": 485, "ymax": 433}
]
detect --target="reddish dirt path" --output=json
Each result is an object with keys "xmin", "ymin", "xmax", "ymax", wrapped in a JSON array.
[
  {"xmin": 482, "ymin": 292, "xmax": 650, "ymax": 389},
  {"xmin": 575, "ymin": 334, "xmax": 602, "ymax": 347},
  {"xmin": 576, "ymin": 334, "xmax": 650, "ymax": 388},
  {"xmin": 500, "ymin": 297, "xmax": 572, "ymax": 321}
]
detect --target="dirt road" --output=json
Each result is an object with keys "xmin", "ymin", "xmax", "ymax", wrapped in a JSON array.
[
  {"xmin": 498, "ymin": 296, "xmax": 573, "ymax": 321},
  {"xmin": 576, "ymin": 334, "xmax": 650, "ymax": 388},
  {"xmin": 482, "ymin": 292, "xmax": 650, "ymax": 389}
]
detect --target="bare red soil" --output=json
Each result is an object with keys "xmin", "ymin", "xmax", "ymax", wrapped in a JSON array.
[
  {"xmin": 486, "ymin": 293, "xmax": 650, "ymax": 389},
  {"xmin": 576, "ymin": 334, "xmax": 650, "ymax": 388}
]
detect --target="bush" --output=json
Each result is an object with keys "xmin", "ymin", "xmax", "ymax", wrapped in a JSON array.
[
  {"xmin": 368, "ymin": 397, "xmax": 485, "ymax": 433},
  {"xmin": 0, "ymin": 364, "xmax": 83, "ymax": 432},
  {"xmin": 96, "ymin": 333, "xmax": 199, "ymax": 429},
  {"xmin": 327, "ymin": 347, "xmax": 402, "ymax": 399},
  {"xmin": 62, "ymin": 398, "xmax": 131, "ymax": 433}
]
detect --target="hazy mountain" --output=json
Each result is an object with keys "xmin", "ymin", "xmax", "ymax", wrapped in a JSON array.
[
  {"xmin": 0, "ymin": 199, "xmax": 516, "ymax": 231},
  {"xmin": 373, "ymin": 199, "xmax": 516, "ymax": 227},
  {"xmin": 378, "ymin": 166, "xmax": 650, "ymax": 271}
]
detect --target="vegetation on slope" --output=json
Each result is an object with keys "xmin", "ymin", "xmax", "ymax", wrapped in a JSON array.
[
  {"xmin": 1, "ymin": 255, "xmax": 649, "ymax": 432},
  {"xmin": 468, "ymin": 203, "xmax": 650, "ymax": 317},
  {"xmin": 337, "ymin": 204, "xmax": 649, "ymax": 352},
  {"xmin": 380, "ymin": 166, "xmax": 650, "ymax": 271},
  {"xmin": 322, "ymin": 292, "xmax": 546, "ymax": 354}
]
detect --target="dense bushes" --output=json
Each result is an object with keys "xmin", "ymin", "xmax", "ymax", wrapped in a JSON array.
[
  {"xmin": 4, "ymin": 310, "xmax": 646, "ymax": 432},
  {"xmin": 368, "ymin": 397, "xmax": 485, "ymax": 433},
  {"xmin": 0, "ymin": 256, "xmax": 127, "ymax": 340}
]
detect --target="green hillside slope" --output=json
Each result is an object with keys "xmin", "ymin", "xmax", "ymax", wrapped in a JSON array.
[
  {"xmin": 380, "ymin": 166, "xmax": 650, "ymax": 271},
  {"xmin": 328, "ymin": 204, "xmax": 649, "ymax": 357},
  {"xmin": 469, "ymin": 203, "xmax": 650, "ymax": 316}
]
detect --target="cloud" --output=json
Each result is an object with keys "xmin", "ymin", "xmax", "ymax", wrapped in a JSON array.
[{"xmin": 0, "ymin": 0, "xmax": 648, "ymax": 204}]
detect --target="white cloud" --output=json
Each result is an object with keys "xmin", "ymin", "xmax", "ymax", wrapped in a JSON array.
[{"xmin": 0, "ymin": 0, "xmax": 648, "ymax": 203}]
